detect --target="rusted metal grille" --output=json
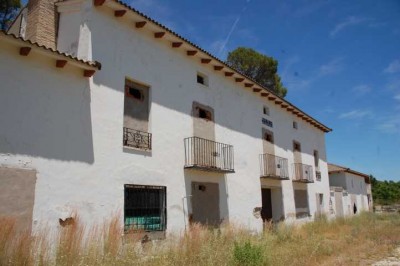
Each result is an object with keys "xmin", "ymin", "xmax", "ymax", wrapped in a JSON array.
[
  {"xmin": 184, "ymin": 137, "xmax": 234, "ymax": 173},
  {"xmin": 123, "ymin": 127, "xmax": 152, "ymax": 150},
  {"xmin": 293, "ymin": 163, "xmax": 314, "ymax": 183},
  {"xmin": 124, "ymin": 185, "xmax": 166, "ymax": 232},
  {"xmin": 259, "ymin": 153, "xmax": 289, "ymax": 179}
]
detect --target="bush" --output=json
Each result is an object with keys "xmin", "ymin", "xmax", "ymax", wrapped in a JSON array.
[{"xmin": 232, "ymin": 241, "xmax": 265, "ymax": 266}]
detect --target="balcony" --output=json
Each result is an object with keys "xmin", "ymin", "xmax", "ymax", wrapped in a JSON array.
[
  {"xmin": 184, "ymin": 137, "xmax": 234, "ymax": 173},
  {"xmin": 123, "ymin": 127, "xmax": 152, "ymax": 150},
  {"xmin": 293, "ymin": 163, "xmax": 314, "ymax": 183},
  {"xmin": 259, "ymin": 154, "xmax": 289, "ymax": 180}
]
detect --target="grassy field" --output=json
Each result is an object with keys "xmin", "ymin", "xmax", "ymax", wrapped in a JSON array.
[{"xmin": 1, "ymin": 212, "xmax": 400, "ymax": 266}]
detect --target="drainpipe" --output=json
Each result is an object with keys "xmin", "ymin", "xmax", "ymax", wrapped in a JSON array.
[{"xmin": 182, "ymin": 195, "xmax": 192, "ymax": 231}]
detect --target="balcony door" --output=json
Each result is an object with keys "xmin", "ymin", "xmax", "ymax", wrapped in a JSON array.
[
  {"xmin": 191, "ymin": 182, "xmax": 220, "ymax": 226},
  {"xmin": 261, "ymin": 188, "xmax": 273, "ymax": 222}
]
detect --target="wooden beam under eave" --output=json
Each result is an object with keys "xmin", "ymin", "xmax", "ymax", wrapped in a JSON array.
[
  {"xmin": 201, "ymin": 58, "xmax": 212, "ymax": 64},
  {"xmin": 19, "ymin": 47, "xmax": 31, "ymax": 56},
  {"xmin": 154, "ymin": 32, "xmax": 166, "ymax": 38},
  {"xmin": 261, "ymin": 92, "xmax": 269, "ymax": 97},
  {"xmin": 135, "ymin": 21, "xmax": 147, "ymax": 28},
  {"xmin": 235, "ymin": 78, "xmax": 244, "ymax": 82},
  {"xmin": 56, "ymin": 60, "xmax": 67, "ymax": 68},
  {"xmin": 172, "ymin": 42, "xmax": 183, "ymax": 48},
  {"xmin": 287, "ymin": 106, "xmax": 294, "ymax": 111},
  {"xmin": 268, "ymin": 96, "xmax": 276, "ymax": 101},
  {"xmin": 214, "ymin": 65, "xmax": 223, "ymax": 71},
  {"xmin": 93, "ymin": 0, "xmax": 106, "ymax": 6},
  {"xmin": 292, "ymin": 110, "xmax": 299, "ymax": 115},
  {"xmin": 114, "ymin": 10, "xmax": 126, "ymax": 17},
  {"xmin": 245, "ymin": 83, "xmax": 253, "ymax": 88},
  {"xmin": 187, "ymin": 50, "xmax": 197, "ymax": 56},
  {"xmin": 281, "ymin": 103, "xmax": 288, "ymax": 108},
  {"xmin": 225, "ymin": 72, "xmax": 234, "ymax": 77},
  {"xmin": 84, "ymin": 70, "xmax": 96, "ymax": 77},
  {"xmin": 275, "ymin": 100, "xmax": 282, "ymax": 104},
  {"xmin": 253, "ymin": 88, "xmax": 262, "ymax": 92}
]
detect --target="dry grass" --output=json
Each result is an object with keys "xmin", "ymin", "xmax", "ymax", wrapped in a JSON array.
[{"xmin": 0, "ymin": 212, "xmax": 399, "ymax": 266}]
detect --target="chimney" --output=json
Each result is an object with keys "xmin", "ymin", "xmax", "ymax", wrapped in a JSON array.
[{"xmin": 25, "ymin": 0, "xmax": 58, "ymax": 50}]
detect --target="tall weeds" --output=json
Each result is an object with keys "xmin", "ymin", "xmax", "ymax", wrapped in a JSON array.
[{"xmin": 0, "ymin": 212, "xmax": 399, "ymax": 266}]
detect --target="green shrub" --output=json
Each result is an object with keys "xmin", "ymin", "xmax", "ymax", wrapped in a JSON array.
[{"xmin": 232, "ymin": 240, "xmax": 265, "ymax": 266}]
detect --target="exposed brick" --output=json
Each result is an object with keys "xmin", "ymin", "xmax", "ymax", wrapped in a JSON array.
[{"xmin": 25, "ymin": 0, "xmax": 58, "ymax": 50}]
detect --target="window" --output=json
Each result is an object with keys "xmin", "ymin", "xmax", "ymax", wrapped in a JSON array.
[
  {"xmin": 263, "ymin": 106, "xmax": 270, "ymax": 115},
  {"xmin": 124, "ymin": 185, "xmax": 167, "ymax": 232},
  {"xmin": 197, "ymin": 107, "xmax": 213, "ymax": 121},
  {"xmin": 264, "ymin": 130, "xmax": 274, "ymax": 143},
  {"xmin": 294, "ymin": 189, "xmax": 309, "ymax": 218},
  {"xmin": 125, "ymin": 86, "xmax": 144, "ymax": 101},
  {"xmin": 313, "ymin": 150, "xmax": 319, "ymax": 168},
  {"xmin": 197, "ymin": 72, "xmax": 208, "ymax": 86},
  {"xmin": 293, "ymin": 121, "xmax": 298, "ymax": 129},
  {"xmin": 293, "ymin": 141, "xmax": 301, "ymax": 152}
]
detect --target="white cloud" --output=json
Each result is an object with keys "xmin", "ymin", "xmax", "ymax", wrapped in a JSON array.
[
  {"xmin": 384, "ymin": 59, "xmax": 400, "ymax": 74},
  {"xmin": 352, "ymin": 84, "xmax": 372, "ymax": 96},
  {"xmin": 319, "ymin": 57, "xmax": 344, "ymax": 76},
  {"xmin": 339, "ymin": 109, "xmax": 373, "ymax": 119},
  {"xmin": 330, "ymin": 16, "xmax": 367, "ymax": 37},
  {"xmin": 377, "ymin": 116, "xmax": 400, "ymax": 134}
]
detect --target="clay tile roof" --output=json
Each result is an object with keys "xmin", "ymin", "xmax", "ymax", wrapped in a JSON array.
[
  {"xmin": 100, "ymin": 0, "xmax": 332, "ymax": 133},
  {"xmin": 328, "ymin": 163, "xmax": 370, "ymax": 183},
  {"xmin": 0, "ymin": 30, "xmax": 101, "ymax": 70}
]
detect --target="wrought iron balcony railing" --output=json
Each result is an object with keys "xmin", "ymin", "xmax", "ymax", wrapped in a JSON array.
[
  {"xmin": 293, "ymin": 163, "xmax": 314, "ymax": 183},
  {"xmin": 123, "ymin": 127, "xmax": 152, "ymax": 150},
  {"xmin": 259, "ymin": 153, "xmax": 289, "ymax": 179},
  {"xmin": 184, "ymin": 137, "xmax": 234, "ymax": 173}
]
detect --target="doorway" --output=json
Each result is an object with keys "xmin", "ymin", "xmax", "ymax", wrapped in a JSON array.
[
  {"xmin": 261, "ymin": 188, "xmax": 273, "ymax": 222},
  {"xmin": 191, "ymin": 182, "xmax": 220, "ymax": 226}
]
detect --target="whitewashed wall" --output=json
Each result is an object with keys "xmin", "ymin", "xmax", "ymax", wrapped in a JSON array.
[{"xmin": 0, "ymin": 0, "xmax": 331, "ymax": 234}]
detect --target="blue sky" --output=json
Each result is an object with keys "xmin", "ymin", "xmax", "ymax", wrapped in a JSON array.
[{"xmin": 125, "ymin": 0, "xmax": 400, "ymax": 181}]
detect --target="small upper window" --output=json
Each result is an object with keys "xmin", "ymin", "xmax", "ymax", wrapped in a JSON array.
[
  {"xmin": 198, "ymin": 107, "xmax": 213, "ymax": 121},
  {"xmin": 293, "ymin": 121, "xmax": 298, "ymax": 129},
  {"xmin": 126, "ymin": 86, "xmax": 144, "ymax": 101},
  {"xmin": 197, "ymin": 72, "xmax": 208, "ymax": 86},
  {"xmin": 263, "ymin": 106, "xmax": 270, "ymax": 116},
  {"xmin": 264, "ymin": 130, "xmax": 274, "ymax": 143},
  {"xmin": 293, "ymin": 141, "xmax": 301, "ymax": 152},
  {"xmin": 313, "ymin": 150, "xmax": 319, "ymax": 167}
]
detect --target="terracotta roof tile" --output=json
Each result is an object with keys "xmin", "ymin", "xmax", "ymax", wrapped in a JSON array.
[{"xmin": 1, "ymin": 30, "xmax": 101, "ymax": 70}]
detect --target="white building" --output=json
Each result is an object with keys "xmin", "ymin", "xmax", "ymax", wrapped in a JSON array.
[
  {"xmin": 328, "ymin": 163, "xmax": 372, "ymax": 217},
  {"xmin": 0, "ymin": 0, "xmax": 332, "ymax": 237}
]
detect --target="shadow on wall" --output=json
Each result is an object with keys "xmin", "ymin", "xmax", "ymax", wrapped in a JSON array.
[
  {"xmin": 183, "ymin": 170, "xmax": 229, "ymax": 226},
  {"xmin": 88, "ymin": 11, "xmax": 324, "ymax": 162},
  {"xmin": 0, "ymin": 72, "xmax": 94, "ymax": 163}
]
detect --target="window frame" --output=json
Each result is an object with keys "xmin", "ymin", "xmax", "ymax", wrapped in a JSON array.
[
  {"xmin": 124, "ymin": 184, "xmax": 167, "ymax": 232},
  {"xmin": 293, "ymin": 141, "xmax": 301, "ymax": 152},
  {"xmin": 263, "ymin": 106, "xmax": 270, "ymax": 116},
  {"xmin": 125, "ymin": 85, "xmax": 144, "ymax": 102},
  {"xmin": 196, "ymin": 72, "xmax": 209, "ymax": 86}
]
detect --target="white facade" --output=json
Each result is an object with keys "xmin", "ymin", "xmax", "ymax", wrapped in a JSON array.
[
  {"xmin": 0, "ymin": 0, "xmax": 332, "ymax": 235},
  {"xmin": 329, "ymin": 169, "xmax": 372, "ymax": 217}
]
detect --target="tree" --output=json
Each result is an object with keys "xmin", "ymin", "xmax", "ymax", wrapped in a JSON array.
[
  {"xmin": 0, "ymin": 0, "xmax": 21, "ymax": 31},
  {"xmin": 226, "ymin": 47, "xmax": 287, "ymax": 98}
]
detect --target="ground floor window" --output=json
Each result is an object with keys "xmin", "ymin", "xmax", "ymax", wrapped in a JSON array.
[
  {"xmin": 124, "ymin": 185, "xmax": 167, "ymax": 232},
  {"xmin": 294, "ymin": 189, "xmax": 309, "ymax": 218}
]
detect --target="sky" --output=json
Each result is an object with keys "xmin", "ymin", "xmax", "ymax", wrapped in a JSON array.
[{"xmin": 123, "ymin": 0, "xmax": 400, "ymax": 181}]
